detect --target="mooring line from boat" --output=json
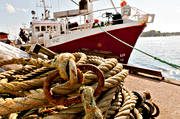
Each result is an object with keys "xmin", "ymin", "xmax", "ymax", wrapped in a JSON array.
[{"xmin": 98, "ymin": 24, "xmax": 180, "ymax": 70}]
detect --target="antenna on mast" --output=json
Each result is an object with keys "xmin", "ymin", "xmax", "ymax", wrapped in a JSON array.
[
  {"xmin": 36, "ymin": 0, "xmax": 51, "ymax": 20},
  {"xmin": 42, "ymin": 0, "xmax": 50, "ymax": 19}
]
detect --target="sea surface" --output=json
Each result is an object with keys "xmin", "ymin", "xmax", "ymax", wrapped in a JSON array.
[{"xmin": 128, "ymin": 36, "xmax": 180, "ymax": 80}]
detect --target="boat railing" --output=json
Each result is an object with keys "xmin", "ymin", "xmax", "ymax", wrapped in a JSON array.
[
  {"xmin": 63, "ymin": 6, "xmax": 154, "ymax": 34},
  {"xmin": 77, "ymin": 6, "xmax": 154, "ymax": 23},
  {"xmin": 130, "ymin": 6, "xmax": 155, "ymax": 23}
]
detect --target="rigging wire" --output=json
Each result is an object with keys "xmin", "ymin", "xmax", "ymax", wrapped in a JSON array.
[
  {"xmin": 71, "ymin": 0, "xmax": 79, "ymax": 6},
  {"xmin": 98, "ymin": 24, "xmax": 180, "ymax": 70}
]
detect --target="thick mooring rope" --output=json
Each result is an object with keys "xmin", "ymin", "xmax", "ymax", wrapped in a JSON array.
[
  {"xmin": 98, "ymin": 24, "xmax": 180, "ymax": 70},
  {"xmin": 0, "ymin": 52, "xmax": 159, "ymax": 118}
]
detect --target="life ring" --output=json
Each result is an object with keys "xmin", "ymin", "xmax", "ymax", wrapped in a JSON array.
[{"xmin": 120, "ymin": 1, "xmax": 127, "ymax": 7}]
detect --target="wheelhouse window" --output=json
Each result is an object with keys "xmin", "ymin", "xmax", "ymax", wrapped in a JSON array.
[
  {"xmin": 41, "ymin": 26, "xmax": 46, "ymax": 31},
  {"xmin": 35, "ymin": 26, "xmax": 40, "ymax": 32},
  {"xmin": 47, "ymin": 26, "xmax": 52, "ymax": 31},
  {"xmin": 47, "ymin": 26, "xmax": 50, "ymax": 31}
]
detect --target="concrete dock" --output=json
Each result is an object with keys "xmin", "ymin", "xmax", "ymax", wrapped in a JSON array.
[{"xmin": 125, "ymin": 74, "xmax": 180, "ymax": 119}]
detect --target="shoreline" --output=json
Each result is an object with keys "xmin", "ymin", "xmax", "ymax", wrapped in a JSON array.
[{"xmin": 141, "ymin": 35, "xmax": 180, "ymax": 37}]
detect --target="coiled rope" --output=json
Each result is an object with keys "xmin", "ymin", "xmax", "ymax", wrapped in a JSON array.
[
  {"xmin": 98, "ymin": 24, "xmax": 180, "ymax": 70},
  {"xmin": 0, "ymin": 52, "xmax": 159, "ymax": 118}
]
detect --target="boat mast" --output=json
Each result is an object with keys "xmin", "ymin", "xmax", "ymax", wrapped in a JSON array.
[
  {"xmin": 88, "ymin": 0, "xmax": 93, "ymax": 22},
  {"xmin": 109, "ymin": 0, "xmax": 118, "ymax": 13},
  {"xmin": 42, "ymin": 0, "xmax": 49, "ymax": 19}
]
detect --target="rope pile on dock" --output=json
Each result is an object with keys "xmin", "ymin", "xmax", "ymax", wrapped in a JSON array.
[{"xmin": 0, "ymin": 52, "xmax": 159, "ymax": 119}]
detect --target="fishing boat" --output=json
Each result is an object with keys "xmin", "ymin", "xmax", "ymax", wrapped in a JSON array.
[{"xmin": 19, "ymin": 0, "xmax": 155, "ymax": 64}]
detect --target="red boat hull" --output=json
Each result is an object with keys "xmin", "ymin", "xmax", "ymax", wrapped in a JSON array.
[{"xmin": 48, "ymin": 24, "xmax": 146, "ymax": 63}]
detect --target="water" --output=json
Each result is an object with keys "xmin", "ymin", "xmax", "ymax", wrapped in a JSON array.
[{"xmin": 128, "ymin": 36, "xmax": 180, "ymax": 80}]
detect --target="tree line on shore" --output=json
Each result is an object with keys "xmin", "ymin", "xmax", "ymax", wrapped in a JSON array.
[{"xmin": 141, "ymin": 30, "xmax": 180, "ymax": 37}]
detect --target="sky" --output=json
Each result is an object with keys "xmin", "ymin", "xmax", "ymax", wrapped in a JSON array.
[{"xmin": 0, "ymin": 0, "xmax": 180, "ymax": 39}]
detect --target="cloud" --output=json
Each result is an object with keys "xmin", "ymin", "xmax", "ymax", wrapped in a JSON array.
[
  {"xmin": 17, "ymin": 8, "xmax": 29, "ymax": 13},
  {"xmin": 6, "ymin": 3, "xmax": 15, "ymax": 14},
  {"xmin": 5, "ymin": 3, "xmax": 28, "ymax": 14}
]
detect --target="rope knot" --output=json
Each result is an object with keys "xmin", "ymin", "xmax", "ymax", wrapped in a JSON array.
[
  {"xmin": 43, "ymin": 64, "xmax": 105, "ymax": 106},
  {"xmin": 52, "ymin": 53, "xmax": 78, "ymax": 85}
]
